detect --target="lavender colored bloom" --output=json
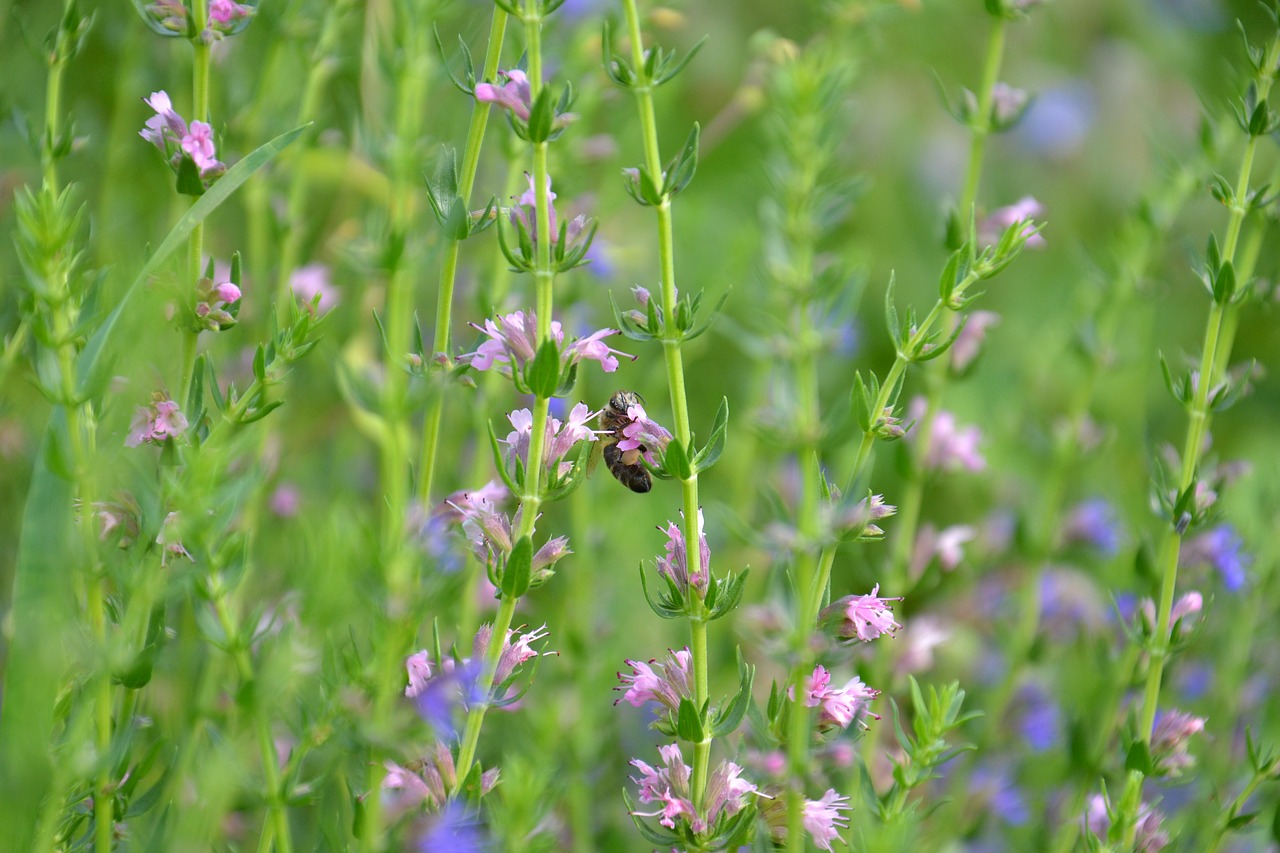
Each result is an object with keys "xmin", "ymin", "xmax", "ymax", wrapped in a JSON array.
[
  {"xmin": 417, "ymin": 801, "xmax": 488, "ymax": 853},
  {"xmin": 1015, "ymin": 682, "xmax": 1061, "ymax": 752},
  {"xmin": 907, "ymin": 397, "xmax": 986, "ymax": 472},
  {"xmin": 126, "ymin": 395, "xmax": 189, "ymax": 447},
  {"xmin": 824, "ymin": 584, "xmax": 903, "ymax": 642},
  {"xmin": 656, "ymin": 510, "xmax": 710, "ymax": 596},
  {"xmin": 460, "ymin": 309, "xmax": 632, "ymax": 378},
  {"xmin": 1085, "ymin": 793, "xmax": 1169, "ymax": 852},
  {"xmin": 911, "ymin": 524, "xmax": 976, "ymax": 580},
  {"xmin": 140, "ymin": 91, "xmax": 226, "ymax": 180},
  {"xmin": 801, "ymin": 789, "xmax": 851, "ymax": 851},
  {"xmin": 1014, "ymin": 82, "xmax": 1096, "ymax": 160},
  {"xmin": 792, "ymin": 665, "xmax": 880, "ymax": 732},
  {"xmin": 950, "ymin": 310, "xmax": 1000, "ymax": 372},
  {"xmin": 630, "ymin": 744, "xmax": 760, "ymax": 835},
  {"xmin": 761, "ymin": 789, "xmax": 851, "ymax": 851},
  {"xmin": 616, "ymin": 648, "xmax": 694, "ymax": 712},
  {"xmin": 971, "ymin": 764, "xmax": 1029, "ymax": 825},
  {"xmin": 1182, "ymin": 524, "xmax": 1251, "ymax": 591},
  {"xmin": 1063, "ymin": 498, "xmax": 1124, "ymax": 556},
  {"xmin": 289, "ymin": 263, "xmax": 338, "ymax": 314},
  {"xmin": 502, "ymin": 402, "xmax": 599, "ymax": 475},
  {"xmin": 1150, "ymin": 709, "xmax": 1205, "ymax": 777},
  {"xmin": 976, "ymin": 196, "xmax": 1045, "ymax": 249},
  {"xmin": 474, "ymin": 69, "xmax": 533, "ymax": 120}
]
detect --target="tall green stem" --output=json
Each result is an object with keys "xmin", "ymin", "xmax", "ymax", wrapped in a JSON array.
[
  {"xmin": 418, "ymin": 7, "xmax": 508, "ymax": 505},
  {"xmin": 182, "ymin": 0, "xmax": 211, "ymax": 400},
  {"xmin": 1116, "ymin": 28, "xmax": 1279, "ymax": 845},
  {"xmin": 621, "ymin": 0, "xmax": 712, "ymax": 805},
  {"xmin": 887, "ymin": 13, "xmax": 1005, "ymax": 593},
  {"xmin": 452, "ymin": 0, "xmax": 557, "ymax": 792}
]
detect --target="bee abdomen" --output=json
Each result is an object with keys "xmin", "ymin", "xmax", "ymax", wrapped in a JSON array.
[{"xmin": 603, "ymin": 442, "xmax": 652, "ymax": 494}]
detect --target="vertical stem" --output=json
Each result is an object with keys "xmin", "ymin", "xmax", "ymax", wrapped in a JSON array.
[
  {"xmin": 418, "ymin": 6, "xmax": 509, "ymax": 505},
  {"xmin": 622, "ymin": 0, "xmax": 711, "ymax": 806},
  {"xmin": 182, "ymin": 0, "xmax": 212, "ymax": 401},
  {"xmin": 268, "ymin": 0, "xmax": 358, "ymax": 321},
  {"xmin": 453, "ymin": 0, "xmax": 558, "ymax": 792},
  {"xmin": 1115, "ymin": 28, "xmax": 1278, "ymax": 844}
]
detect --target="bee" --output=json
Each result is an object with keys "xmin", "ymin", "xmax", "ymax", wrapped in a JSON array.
[{"xmin": 599, "ymin": 390, "xmax": 652, "ymax": 494}]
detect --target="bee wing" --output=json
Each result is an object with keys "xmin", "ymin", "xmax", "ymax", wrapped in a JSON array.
[{"xmin": 587, "ymin": 437, "xmax": 607, "ymax": 477}]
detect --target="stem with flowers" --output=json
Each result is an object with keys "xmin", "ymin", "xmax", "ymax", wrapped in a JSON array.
[
  {"xmin": 618, "ymin": 0, "xmax": 715, "ymax": 804},
  {"xmin": 452, "ymin": 0, "xmax": 559, "ymax": 793},
  {"xmin": 886, "ymin": 1, "xmax": 1013, "ymax": 596},
  {"xmin": 1112, "ymin": 21, "xmax": 1280, "ymax": 848},
  {"xmin": 181, "ymin": 0, "xmax": 211, "ymax": 401},
  {"xmin": 417, "ymin": 5, "xmax": 509, "ymax": 505}
]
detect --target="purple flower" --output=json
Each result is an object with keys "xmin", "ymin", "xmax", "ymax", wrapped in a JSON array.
[
  {"xmin": 289, "ymin": 263, "xmax": 338, "ymax": 314},
  {"xmin": 823, "ymin": 585, "xmax": 903, "ymax": 642},
  {"xmin": 1182, "ymin": 524, "xmax": 1251, "ymax": 591},
  {"xmin": 616, "ymin": 648, "xmax": 694, "ymax": 713},
  {"xmin": 140, "ymin": 91, "xmax": 226, "ymax": 180},
  {"xmin": 1150, "ymin": 709, "xmax": 1205, "ymax": 777},
  {"xmin": 951, "ymin": 310, "xmax": 1000, "ymax": 372},
  {"xmin": 1063, "ymin": 498, "xmax": 1124, "ymax": 556},
  {"xmin": 126, "ymin": 394, "xmax": 189, "ymax": 447},
  {"xmin": 630, "ymin": 745, "xmax": 760, "ymax": 834},
  {"xmin": 971, "ymin": 764, "xmax": 1029, "ymax": 825},
  {"xmin": 474, "ymin": 69, "xmax": 533, "ymax": 120},
  {"xmin": 1014, "ymin": 682, "xmax": 1060, "ymax": 752},
  {"xmin": 976, "ymin": 196, "xmax": 1045, "ymax": 249},
  {"xmin": 907, "ymin": 397, "xmax": 986, "ymax": 472},
  {"xmin": 417, "ymin": 801, "xmax": 488, "ymax": 853},
  {"xmin": 1085, "ymin": 793, "xmax": 1169, "ymax": 852},
  {"xmin": 611, "ymin": 398, "xmax": 674, "ymax": 465},
  {"xmin": 792, "ymin": 665, "xmax": 880, "ymax": 733},
  {"xmin": 911, "ymin": 523, "xmax": 976, "ymax": 580},
  {"xmin": 655, "ymin": 510, "xmax": 710, "ymax": 597},
  {"xmin": 502, "ymin": 402, "xmax": 599, "ymax": 475},
  {"xmin": 269, "ymin": 483, "xmax": 301, "ymax": 518},
  {"xmin": 761, "ymin": 789, "xmax": 851, "ymax": 851},
  {"xmin": 460, "ymin": 309, "xmax": 632, "ymax": 378}
]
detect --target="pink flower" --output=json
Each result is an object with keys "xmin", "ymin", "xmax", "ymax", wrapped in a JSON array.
[
  {"xmin": 630, "ymin": 745, "xmax": 760, "ymax": 834},
  {"xmin": 616, "ymin": 648, "xmax": 694, "ymax": 712},
  {"xmin": 209, "ymin": 0, "xmax": 251, "ymax": 25},
  {"xmin": 289, "ymin": 263, "xmax": 337, "ymax": 313},
  {"xmin": 502, "ymin": 403, "xmax": 599, "ymax": 474},
  {"xmin": 405, "ymin": 651, "xmax": 434, "ymax": 698},
  {"xmin": 181, "ymin": 121, "xmax": 219, "ymax": 172},
  {"xmin": 475, "ymin": 69, "xmax": 533, "ymax": 120},
  {"xmin": 140, "ymin": 91, "xmax": 186, "ymax": 147},
  {"xmin": 156, "ymin": 511, "xmax": 192, "ymax": 565},
  {"xmin": 1150, "ymin": 709, "xmax": 1205, "ymax": 776},
  {"xmin": 908, "ymin": 397, "xmax": 986, "ymax": 472},
  {"xmin": 803, "ymin": 790, "xmax": 852, "ymax": 851},
  {"xmin": 824, "ymin": 584, "xmax": 903, "ymax": 642},
  {"xmin": 977, "ymin": 196, "xmax": 1045, "ymax": 249},
  {"xmin": 951, "ymin": 310, "xmax": 1000, "ymax": 372},
  {"xmin": 459, "ymin": 309, "xmax": 633, "ymax": 378},
  {"xmin": 269, "ymin": 483, "xmax": 300, "ymax": 517},
  {"xmin": 656, "ymin": 510, "xmax": 710, "ymax": 596},
  {"xmin": 213, "ymin": 281, "xmax": 241, "ymax": 304},
  {"xmin": 126, "ymin": 395, "xmax": 189, "ymax": 447},
  {"xmin": 791, "ymin": 665, "xmax": 880, "ymax": 732}
]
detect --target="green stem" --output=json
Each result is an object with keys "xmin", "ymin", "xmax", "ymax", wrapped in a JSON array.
[
  {"xmin": 418, "ymin": 6, "xmax": 509, "ymax": 505},
  {"xmin": 886, "ymin": 12, "xmax": 1006, "ymax": 593},
  {"xmin": 1116, "ymin": 29, "xmax": 1278, "ymax": 843},
  {"xmin": 209, "ymin": 574, "xmax": 294, "ymax": 853},
  {"xmin": 622, "ymin": 0, "xmax": 712, "ymax": 809},
  {"xmin": 362, "ymin": 2, "xmax": 433, "ymax": 843},
  {"xmin": 269, "ymin": 0, "xmax": 357, "ymax": 321},
  {"xmin": 452, "ymin": 0, "xmax": 557, "ymax": 791},
  {"xmin": 183, "ymin": 1, "xmax": 211, "ymax": 401}
]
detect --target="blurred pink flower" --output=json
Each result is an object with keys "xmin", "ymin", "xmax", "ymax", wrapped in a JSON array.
[{"xmin": 289, "ymin": 263, "xmax": 337, "ymax": 313}]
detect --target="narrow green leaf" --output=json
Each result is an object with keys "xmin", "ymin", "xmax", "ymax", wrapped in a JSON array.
[
  {"xmin": 76, "ymin": 124, "xmax": 310, "ymax": 399},
  {"xmin": 502, "ymin": 536, "xmax": 533, "ymax": 599}
]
